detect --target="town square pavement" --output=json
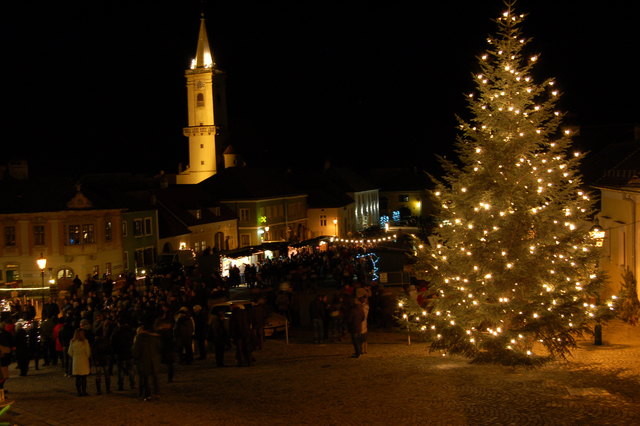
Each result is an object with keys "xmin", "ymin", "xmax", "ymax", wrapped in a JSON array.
[{"xmin": 2, "ymin": 319, "xmax": 640, "ymax": 425}]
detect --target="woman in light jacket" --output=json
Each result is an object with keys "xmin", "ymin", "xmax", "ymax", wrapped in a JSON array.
[{"xmin": 68, "ymin": 328, "xmax": 91, "ymax": 396}]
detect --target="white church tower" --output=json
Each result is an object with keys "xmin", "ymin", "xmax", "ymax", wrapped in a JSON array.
[{"xmin": 177, "ymin": 14, "xmax": 217, "ymax": 185}]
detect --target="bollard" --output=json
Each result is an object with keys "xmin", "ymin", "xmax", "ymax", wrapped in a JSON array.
[{"xmin": 594, "ymin": 323, "xmax": 602, "ymax": 345}]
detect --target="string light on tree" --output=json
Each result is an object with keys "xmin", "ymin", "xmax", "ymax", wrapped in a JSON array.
[{"xmin": 398, "ymin": 4, "xmax": 616, "ymax": 366}]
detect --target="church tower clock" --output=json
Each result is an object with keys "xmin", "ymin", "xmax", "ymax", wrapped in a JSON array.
[{"xmin": 177, "ymin": 14, "xmax": 217, "ymax": 185}]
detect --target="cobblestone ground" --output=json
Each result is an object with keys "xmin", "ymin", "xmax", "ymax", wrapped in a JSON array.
[{"xmin": 3, "ymin": 319, "xmax": 640, "ymax": 425}]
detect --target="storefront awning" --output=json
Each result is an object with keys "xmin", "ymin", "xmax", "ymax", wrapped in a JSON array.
[
  {"xmin": 288, "ymin": 236, "xmax": 332, "ymax": 248},
  {"xmin": 222, "ymin": 241, "xmax": 288, "ymax": 259}
]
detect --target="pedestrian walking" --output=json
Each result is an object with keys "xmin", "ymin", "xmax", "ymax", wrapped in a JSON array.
[
  {"xmin": 91, "ymin": 316, "xmax": 112, "ymax": 395},
  {"xmin": 59, "ymin": 317, "xmax": 75, "ymax": 376},
  {"xmin": 346, "ymin": 296, "xmax": 365, "ymax": 358},
  {"xmin": 360, "ymin": 296, "xmax": 369, "ymax": 354},
  {"xmin": 192, "ymin": 305, "xmax": 208, "ymax": 360},
  {"xmin": 14, "ymin": 323, "xmax": 30, "ymax": 376},
  {"xmin": 40, "ymin": 316, "xmax": 56, "ymax": 366},
  {"xmin": 68, "ymin": 328, "xmax": 91, "ymax": 396},
  {"xmin": 229, "ymin": 303, "xmax": 252, "ymax": 367},
  {"xmin": 174, "ymin": 307, "xmax": 194, "ymax": 365},
  {"xmin": 208, "ymin": 309, "xmax": 229, "ymax": 367},
  {"xmin": 111, "ymin": 318, "xmax": 136, "ymax": 391},
  {"xmin": 251, "ymin": 297, "xmax": 268, "ymax": 350},
  {"xmin": 154, "ymin": 313, "xmax": 177, "ymax": 384},
  {"xmin": 132, "ymin": 323, "xmax": 162, "ymax": 401},
  {"xmin": 309, "ymin": 294, "xmax": 326, "ymax": 344}
]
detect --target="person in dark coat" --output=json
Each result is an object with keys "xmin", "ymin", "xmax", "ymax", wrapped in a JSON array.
[
  {"xmin": 92, "ymin": 314, "xmax": 112, "ymax": 394},
  {"xmin": 208, "ymin": 309, "xmax": 229, "ymax": 367},
  {"xmin": 229, "ymin": 304, "xmax": 252, "ymax": 367},
  {"xmin": 251, "ymin": 297, "xmax": 268, "ymax": 350},
  {"xmin": 346, "ymin": 296, "xmax": 365, "ymax": 358},
  {"xmin": 42, "ymin": 297, "xmax": 60, "ymax": 320},
  {"xmin": 192, "ymin": 305, "xmax": 208, "ymax": 360},
  {"xmin": 40, "ymin": 316, "xmax": 56, "ymax": 366},
  {"xmin": 132, "ymin": 322, "xmax": 162, "ymax": 401},
  {"xmin": 28, "ymin": 320, "xmax": 42, "ymax": 370},
  {"xmin": 59, "ymin": 317, "xmax": 75, "ymax": 376},
  {"xmin": 111, "ymin": 318, "xmax": 136, "ymax": 391},
  {"xmin": 14, "ymin": 323, "xmax": 30, "ymax": 376},
  {"xmin": 72, "ymin": 275, "xmax": 82, "ymax": 297},
  {"xmin": 174, "ymin": 307, "xmax": 194, "ymax": 365},
  {"xmin": 309, "ymin": 294, "xmax": 326, "ymax": 344},
  {"xmin": 154, "ymin": 312, "xmax": 177, "ymax": 383}
]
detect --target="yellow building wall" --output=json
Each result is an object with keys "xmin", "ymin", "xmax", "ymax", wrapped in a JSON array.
[
  {"xmin": 597, "ymin": 187, "xmax": 640, "ymax": 300},
  {"xmin": 0, "ymin": 210, "xmax": 125, "ymax": 287}
]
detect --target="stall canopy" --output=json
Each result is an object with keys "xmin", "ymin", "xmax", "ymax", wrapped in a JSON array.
[
  {"xmin": 288, "ymin": 236, "xmax": 332, "ymax": 248},
  {"xmin": 222, "ymin": 242, "xmax": 289, "ymax": 259}
]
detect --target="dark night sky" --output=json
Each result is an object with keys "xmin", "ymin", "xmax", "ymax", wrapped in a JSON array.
[{"xmin": 2, "ymin": 1, "xmax": 639, "ymax": 178}]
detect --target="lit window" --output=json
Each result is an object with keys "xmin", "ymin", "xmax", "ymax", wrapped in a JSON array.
[
  {"xmin": 82, "ymin": 224, "xmax": 95, "ymax": 244},
  {"xmin": 68, "ymin": 225, "xmax": 81, "ymax": 245}
]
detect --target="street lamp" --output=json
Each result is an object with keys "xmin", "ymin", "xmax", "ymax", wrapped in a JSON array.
[
  {"xmin": 36, "ymin": 253, "xmax": 46, "ymax": 318},
  {"xmin": 333, "ymin": 219, "xmax": 338, "ymax": 237},
  {"xmin": 589, "ymin": 219, "xmax": 605, "ymax": 247}
]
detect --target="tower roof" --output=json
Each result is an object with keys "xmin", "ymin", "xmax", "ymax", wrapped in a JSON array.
[{"xmin": 191, "ymin": 14, "xmax": 214, "ymax": 69}]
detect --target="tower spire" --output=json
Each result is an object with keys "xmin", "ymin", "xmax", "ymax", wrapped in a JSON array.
[
  {"xmin": 192, "ymin": 14, "xmax": 214, "ymax": 69},
  {"xmin": 178, "ymin": 14, "xmax": 218, "ymax": 184}
]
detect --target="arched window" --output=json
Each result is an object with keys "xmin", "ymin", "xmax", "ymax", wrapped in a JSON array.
[
  {"xmin": 197, "ymin": 93, "xmax": 205, "ymax": 107},
  {"xmin": 57, "ymin": 267, "xmax": 74, "ymax": 280}
]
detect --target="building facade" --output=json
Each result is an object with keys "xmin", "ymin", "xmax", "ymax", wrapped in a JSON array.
[
  {"xmin": 0, "ymin": 191, "xmax": 126, "ymax": 289},
  {"xmin": 594, "ymin": 183, "xmax": 640, "ymax": 300},
  {"xmin": 224, "ymin": 195, "xmax": 308, "ymax": 247}
]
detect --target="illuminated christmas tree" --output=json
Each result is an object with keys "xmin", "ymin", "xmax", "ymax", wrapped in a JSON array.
[{"xmin": 401, "ymin": 4, "xmax": 615, "ymax": 365}]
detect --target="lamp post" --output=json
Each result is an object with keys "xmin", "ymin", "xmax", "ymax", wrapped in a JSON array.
[
  {"xmin": 589, "ymin": 220, "xmax": 605, "ymax": 345},
  {"xmin": 333, "ymin": 219, "xmax": 338, "ymax": 237},
  {"xmin": 36, "ymin": 253, "xmax": 47, "ymax": 318}
]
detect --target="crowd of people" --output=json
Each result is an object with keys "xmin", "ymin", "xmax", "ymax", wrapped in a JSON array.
[{"xmin": 0, "ymin": 242, "xmax": 401, "ymax": 401}]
